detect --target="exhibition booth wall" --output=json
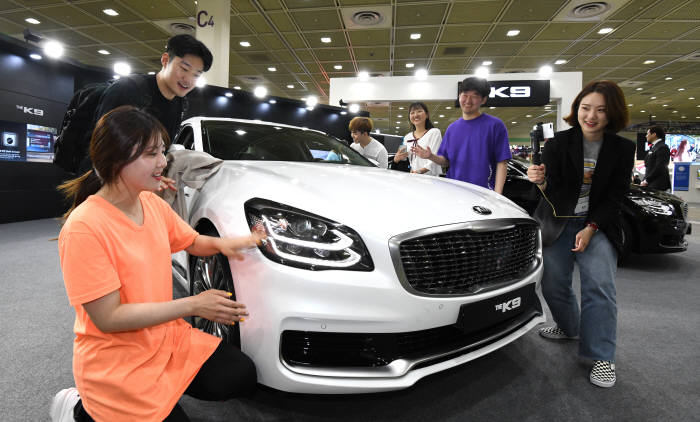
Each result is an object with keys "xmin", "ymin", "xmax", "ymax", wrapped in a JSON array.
[{"xmin": 0, "ymin": 35, "xmax": 364, "ymax": 224}]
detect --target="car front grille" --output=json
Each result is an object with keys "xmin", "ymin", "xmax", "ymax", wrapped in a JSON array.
[{"xmin": 396, "ymin": 222, "xmax": 538, "ymax": 296}]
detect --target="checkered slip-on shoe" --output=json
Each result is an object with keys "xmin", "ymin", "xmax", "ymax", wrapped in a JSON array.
[
  {"xmin": 590, "ymin": 360, "xmax": 616, "ymax": 388},
  {"xmin": 49, "ymin": 387, "xmax": 80, "ymax": 422},
  {"xmin": 538, "ymin": 325, "xmax": 579, "ymax": 340}
]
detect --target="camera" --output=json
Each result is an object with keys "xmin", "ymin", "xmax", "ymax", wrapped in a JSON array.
[{"xmin": 3, "ymin": 132, "xmax": 17, "ymax": 147}]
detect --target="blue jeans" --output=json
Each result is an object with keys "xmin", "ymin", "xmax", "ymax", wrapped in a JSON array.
[{"xmin": 541, "ymin": 218, "xmax": 618, "ymax": 362}]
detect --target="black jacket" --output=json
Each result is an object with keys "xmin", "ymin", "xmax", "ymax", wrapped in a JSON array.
[
  {"xmin": 535, "ymin": 127, "xmax": 635, "ymax": 251},
  {"xmin": 643, "ymin": 141, "xmax": 671, "ymax": 191}
]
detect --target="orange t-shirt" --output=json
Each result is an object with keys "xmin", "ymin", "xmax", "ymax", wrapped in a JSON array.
[{"xmin": 58, "ymin": 192, "xmax": 220, "ymax": 421}]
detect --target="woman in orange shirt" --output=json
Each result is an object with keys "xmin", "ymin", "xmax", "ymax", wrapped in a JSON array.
[{"xmin": 50, "ymin": 106, "xmax": 263, "ymax": 421}]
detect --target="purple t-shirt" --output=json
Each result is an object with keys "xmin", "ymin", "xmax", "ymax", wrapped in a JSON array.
[{"xmin": 437, "ymin": 113, "xmax": 511, "ymax": 189}]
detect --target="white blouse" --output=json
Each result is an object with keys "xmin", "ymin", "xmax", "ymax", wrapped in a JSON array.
[{"xmin": 401, "ymin": 127, "xmax": 443, "ymax": 175}]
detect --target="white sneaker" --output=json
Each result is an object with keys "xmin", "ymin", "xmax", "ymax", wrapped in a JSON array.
[{"xmin": 50, "ymin": 387, "xmax": 80, "ymax": 422}]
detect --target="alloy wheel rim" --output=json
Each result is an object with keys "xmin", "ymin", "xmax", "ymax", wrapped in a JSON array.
[{"xmin": 192, "ymin": 255, "xmax": 232, "ymax": 341}]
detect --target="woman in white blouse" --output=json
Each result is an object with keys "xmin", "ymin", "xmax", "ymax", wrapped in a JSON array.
[{"xmin": 393, "ymin": 102, "xmax": 443, "ymax": 175}]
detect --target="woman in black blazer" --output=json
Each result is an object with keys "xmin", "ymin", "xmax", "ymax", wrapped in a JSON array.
[{"xmin": 527, "ymin": 80, "xmax": 635, "ymax": 388}]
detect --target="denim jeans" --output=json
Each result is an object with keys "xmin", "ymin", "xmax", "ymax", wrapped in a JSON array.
[{"xmin": 541, "ymin": 217, "xmax": 618, "ymax": 362}]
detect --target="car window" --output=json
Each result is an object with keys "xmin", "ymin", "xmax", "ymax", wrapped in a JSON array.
[
  {"xmin": 174, "ymin": 126, "xmax": 195, "ymax": 150},
  {"xmin": 201, "ymin": 121, "xmax": 374, "ymax": 166}
]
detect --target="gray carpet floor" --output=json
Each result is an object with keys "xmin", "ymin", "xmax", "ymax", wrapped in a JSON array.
[{"xmin": 1, "ymin": 217, "xmax": 698, "ymax": 422}]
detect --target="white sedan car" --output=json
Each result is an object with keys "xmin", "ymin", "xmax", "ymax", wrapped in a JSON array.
[{"xmin": 169, "ymin": 117, "xmax": 545, "ymax": 394}]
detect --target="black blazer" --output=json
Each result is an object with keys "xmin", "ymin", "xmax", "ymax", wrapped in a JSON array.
[
  {"xmin": 643, "ymin": 141, "xmax": 671, "ymax": 191},
  {"xmin": 535, "ymin": 127, "xmax": 635, "ymax": 250}
]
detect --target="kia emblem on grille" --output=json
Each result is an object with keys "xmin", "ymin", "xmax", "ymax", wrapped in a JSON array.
[{"xmin": 473, "ymin": 205, "xmax": 492, "ymax": 215}]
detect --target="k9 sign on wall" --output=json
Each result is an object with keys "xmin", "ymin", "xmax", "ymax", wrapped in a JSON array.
[{"xmin": 456, "ymin": 80, "xmax": 551, "ymax": 107}]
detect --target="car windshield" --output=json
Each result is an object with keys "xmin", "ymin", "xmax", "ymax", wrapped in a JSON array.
[{"xmin": 201, "ymin": 120, "xmax": 374, "ymax": 166}]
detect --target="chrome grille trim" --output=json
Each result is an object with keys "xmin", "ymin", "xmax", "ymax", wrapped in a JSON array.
[{"xmin": 389, "ymin": 219, "xmax": 542, "ymax": 297}]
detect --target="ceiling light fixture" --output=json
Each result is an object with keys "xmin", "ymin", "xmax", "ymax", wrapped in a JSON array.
[
  {"xmin": 482, "ymin": 60, "xmax": 492, "ymax": 66},
  {"xmin": 598, "ymin": 27, "xmax": 614, "ymax": 34},
  {"xmin": 234, "ymin": 86, "xmax": 241, "ymax": 90},
  {"xmin": 25, "ymin": 18, "xmax": 40, "ymax": 25},
  {"xmin": 410, "ymin": 33, "xmax": 421, "ymax": 40},
  {"xmin": 148, "ymin": 71, "xmax": 155, "ymax": 75},
  {"xmin": 539, "ymin": 65, "xmax": 553, "ymax": 77},
  {"xmin": 286, "ymin": 84, "xmax": 294, "ymax": 88},
  {"xmin": 306, "ymin": 96, "xmax": 318, "ymax": 108},
  {"xmin": 29, "ymin": 53, "xmax": 42, "ymax": 60},
  {"xmin": 43, "ymin": 40, "xmax": 64, "ymax": 59},
  {"xmin": 334, "ymin": 64, "xmax": 342, "ymax": 70},
  {"xmin": 103, "ymin": 9, "xmax": 119, "ymax": 16},
  {"xmin": 321, "ymin": 37, "xmax": 332, "ymax": 43},
  {"xmin": 445, "ymin": 106, "xmax": 451, "ymax": 110},
  {"xmin": 405, "ymin": 63, "xmax": 414, "ymax": 68},
  {"xmin": 643, "ymin": 60, "xmax": 656, "ymax": 64},
  {"xmin": 506, "ymin": 29, "xmax": 520, "ymax": 37},
  {"xmin": 415, "ymin": 68, "xmax": 428, "ymax": 80},
  {"xmin": 439, "ymin": 114, "xmax": 445, "ymax": 118},
  {"xmin": 678, "ymin": 88, "xmax": 685, "ymax": 91},
  {"xmin": 267, "ymin": 66, "xmax": 277, "ymax": 72},
  {"xmin": 555, "ymin": 59, "xmax": 567, "ymax": 65},
  {"xmin": 636, "ymin": 87, "xmax": 643, "ymax": 91},
  {"xmin": 665, "ymin": 77, "xmax": 673, "ymax": 80},
  {"xmin": 240, "ymin": 41, "xmax": 251, "ymax": 47},
  {"xmin": 254, "ymin": 86, "xmax": 267, "ymax": 98},
  {"xmin": 475, "ymin": 66, "xmax": 489, "ymax": 78},
  {"xmin": 113, "ymin": 61, "xmax": 131, "ymax": 76},
  {"xmin": 98, "ymin": 49, "xmax": 110, "ymax": 55},
  {"xmin": 225, "ymin": 92, "xmax": 233, "ymax": 97}
]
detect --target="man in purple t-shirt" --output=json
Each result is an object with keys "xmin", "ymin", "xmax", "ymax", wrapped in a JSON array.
[{"xmin": 414, "ymin": 77, "xmax": 511, "ymax": 193}]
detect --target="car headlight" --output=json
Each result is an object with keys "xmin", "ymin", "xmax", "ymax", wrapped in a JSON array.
[
  {"xmin": 245, "ymin": 198, "xmax": 374, "ymax": 271},
  {"xmin": 629, "ymin": 196, "xmax": 674, "ymax": 216}
]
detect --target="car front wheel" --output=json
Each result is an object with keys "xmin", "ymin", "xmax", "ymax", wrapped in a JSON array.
[{"xmin": 189, "ymin": 229, "xmax": 241, "ymax": 347}]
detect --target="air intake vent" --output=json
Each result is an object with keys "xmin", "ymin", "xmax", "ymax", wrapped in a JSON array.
[
  {"xmin": 170, "ymin": 22, "xmax": 195, "ymax": 35},
  {"xmin": 553, "ymin": 0, "xmax": 630, "ymax": 22},
  {"xmin": 443, "ymin": 47, "xmax": 467, "ymax": 55},
  {"xmin": 341, "ymin": 6, "xmax": 392, "ymax": 29},
  {"xmin": 352, "ymin": 11, "xmax": 383, "ymax": 26},
  {"xmin": 570, "ymin": 2, "xmax": 611, "ymax": 18}
]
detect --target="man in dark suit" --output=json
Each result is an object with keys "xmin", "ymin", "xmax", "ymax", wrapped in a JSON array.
[{"xmin": 641, "ymin": 126, "xmax": 671, "ymax": 191}]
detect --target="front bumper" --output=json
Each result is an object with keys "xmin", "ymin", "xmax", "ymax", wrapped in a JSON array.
[
  {"xmin": 230, "ymin": 250, "xmax": 544, "ymax": 394},
  {"xmin": 634, "ymin": 215, "xmax": 690, "ymax": 253}
]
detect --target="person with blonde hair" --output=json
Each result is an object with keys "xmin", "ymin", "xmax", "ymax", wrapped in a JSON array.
[{"xmin": 348, "ymin": 116, "xmax": 388, "ymax": 168}]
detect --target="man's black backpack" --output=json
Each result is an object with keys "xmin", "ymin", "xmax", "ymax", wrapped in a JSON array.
[{"xmin": 53, "ymin": 77, "xmax": 151, "ymax": 174}]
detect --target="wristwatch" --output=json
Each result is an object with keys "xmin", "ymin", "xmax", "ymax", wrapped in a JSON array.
[{"xmin": 586, "ymin": 222, "xmax": 599, "ymax": 232}]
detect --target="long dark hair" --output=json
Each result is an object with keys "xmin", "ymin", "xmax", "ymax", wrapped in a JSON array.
[
  {"xmin": 564, "ymin": 80, "xmax": 629, "ymax": 133},
  {"xmin": 59, "ymin": 106, "xmax": 170, "ymax": 218},
  {"xmin": 408, "ymin": 102, "xmax": 435, "ymax": 132}
]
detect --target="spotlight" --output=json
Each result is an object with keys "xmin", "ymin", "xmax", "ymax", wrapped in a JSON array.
[
  {"xmin": 358, "ymin": 71, "xmax": 369, "ymax": 81},
  {"xmin": 113, "ymin": 61, "xmax": 131, "ymax": 76},
  {"xmin": 195, "ymin": 76, "xmax": 206, "ymax": 88},
  {"xmin": 349, "ymin": 104, "xmax": 360, "ymax": 113},
  {"xmin": 29, "ymin": 53, "xmax": 42, "ymax": 60},
  {"xmin": 23, "ymin": 28, "xmax": 42, "ymax": 43},
  {"xmin": 415, "ymin": 68, "xmax": 428, "ymax": 80},
  {"xmin": 43, "ymin": 40, "xmax": 64, "ymax": 59},
  {"xmin": 254, "ymin": 86, "xmax": 267, "ymax": 98},
  {"xmin": 475, "ymin": 66, "xmax": 489, "ymax": 78},
  {"xmin": 306, "ymin": 96, "xmax": 318, "ymax": 108}
]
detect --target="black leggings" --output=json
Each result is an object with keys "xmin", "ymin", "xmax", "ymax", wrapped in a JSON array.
[{"xmin": 74, "ymin": 341, "xmax": 257, "ymax": 421}]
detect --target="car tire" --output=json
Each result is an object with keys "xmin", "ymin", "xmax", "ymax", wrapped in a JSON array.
[
  {"xmin": 617, "ymin": 218, "xmax": 635, "ymax": 266},
  {"xmin": 189, "ymin": 228, "xmax": 241, "ymax": 347}
]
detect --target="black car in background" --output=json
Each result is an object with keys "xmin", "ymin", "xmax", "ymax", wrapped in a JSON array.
[{"xmin": 504, "ymin": 159, "xmax": 691, "ymax": 260}]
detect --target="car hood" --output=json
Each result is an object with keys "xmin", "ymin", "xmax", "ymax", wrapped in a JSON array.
[
  {"xmin": 628, "ymin": 184, "xmax": 684, "ymax": 205},
  {"xmin": 199, "ymin": 161, "xmax": 530, "ymax": 236}
]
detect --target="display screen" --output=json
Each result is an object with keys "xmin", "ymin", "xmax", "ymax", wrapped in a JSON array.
[{"xmin": 0, "ymin": 119, "xmax": 56, "ymax": 163}]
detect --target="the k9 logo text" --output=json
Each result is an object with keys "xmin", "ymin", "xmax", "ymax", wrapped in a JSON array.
[
  {"xmin": 16, "ymin": 105, "xmax": 44, "ymax": 116},
  {"xmin": 495, "ymin": 297, "xmax": 521, "ymax": 313}
]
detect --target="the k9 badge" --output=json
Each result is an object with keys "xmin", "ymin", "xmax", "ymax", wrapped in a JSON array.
[{"xmin": 473, "ymin": 205, "xmax": 492, "ymax": 215}]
